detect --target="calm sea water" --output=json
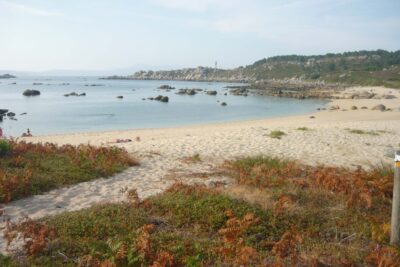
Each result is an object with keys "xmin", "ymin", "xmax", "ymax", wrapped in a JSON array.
[{"xmin": 0, "ymin": 76, "xmax": 327, "ymax": 136}]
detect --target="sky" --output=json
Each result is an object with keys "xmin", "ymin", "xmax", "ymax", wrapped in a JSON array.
[{"xmin": 0, "ymin": 0, "xmax": 399, "ymax": 73}]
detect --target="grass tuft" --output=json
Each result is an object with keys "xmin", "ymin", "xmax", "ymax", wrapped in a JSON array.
[
  {"xmin": 268, "ymin": 130, "xmax": 286, "ymax": 139},
  {"xmin": 296, "ymin": 127, "xmax": 311, "ymax": 131},
  {"xmin": 346, "ymin": 128, "xmax": 379, "ymax": 135}
]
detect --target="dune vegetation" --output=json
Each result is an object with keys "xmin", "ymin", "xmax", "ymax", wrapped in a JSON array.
[
  {"xmin": 0, "ymin": 139, "xmax": 139, "ymax": 203},
  {"xmin": 1, "ymin": 156, "xmax": 399, "ymax": 266}
]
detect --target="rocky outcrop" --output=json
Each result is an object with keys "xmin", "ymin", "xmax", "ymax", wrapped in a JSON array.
[
  {"xmin": 64, "ymin": 92, "xmax": 86, "ymax": 97},
  {"xmin": 230, "ymin": 88, "xmax": 249, "ymax": 96},
  {"xmin": 23, "ymin": 90, "xmax": 41, "ymax": 96},
  {"xmin": 176, "ymin": 89, "xmax": 197, "ymax": 96},
  {"xmin": 150, "ymin": 95, "xmax": 169, "ymax": 102},
  {"xmin": 0, "ymin": 74, "xmax": 16, "ymax": 79},
  {"xmin": 158, "ymin": 85, "xmax": 175, "ymax": 90},
  {"xmin": 103, "ymin": 67, "xmax": 252, "ymax": 83},
  {"xmin": 372, "ymin": 104, "xmax": 386, "ymax": 111}
]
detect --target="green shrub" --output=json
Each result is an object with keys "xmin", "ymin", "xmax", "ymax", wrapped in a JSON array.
[
  {"xmin": 268, "ymin": 130, "xmax": 286, "ymax": 139},
  {"xmin": 0, "ymin": 139, "xmax": 11, "ymax": 156}
]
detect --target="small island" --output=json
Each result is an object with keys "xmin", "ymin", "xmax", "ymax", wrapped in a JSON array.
[{"xmin": 0, "ymin": 73, "xmax": 16, "ymax": 79}]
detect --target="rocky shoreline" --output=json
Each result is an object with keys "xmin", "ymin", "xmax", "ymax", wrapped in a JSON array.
[{"xmin": 101, "ymin": 68, "xmax": 350, "ymax": 100}]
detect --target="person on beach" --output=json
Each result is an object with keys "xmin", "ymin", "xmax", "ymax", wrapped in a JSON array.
[{"xmin": 22, "ymin": 128, "xmax": 32, "ymax": 137}]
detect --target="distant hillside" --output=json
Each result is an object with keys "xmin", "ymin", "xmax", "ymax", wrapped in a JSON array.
[{"xmin": 105, "ymin": 50, "xmax": 400, "ymax": 88}]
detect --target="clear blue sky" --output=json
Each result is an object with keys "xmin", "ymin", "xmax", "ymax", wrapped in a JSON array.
[{"xmin": 0, "ymin": 0, "xmax": 399, "ymax": 72}]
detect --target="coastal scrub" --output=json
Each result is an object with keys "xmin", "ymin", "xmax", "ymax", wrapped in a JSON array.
[{"xmin": 0, "ymin": 140, "xmax": 139, "ymax": 203}]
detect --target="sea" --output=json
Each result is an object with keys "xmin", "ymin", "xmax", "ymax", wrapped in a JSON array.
[{"xmin": 0, "ymin": 76, "xmax": 327, "ymax": 136}]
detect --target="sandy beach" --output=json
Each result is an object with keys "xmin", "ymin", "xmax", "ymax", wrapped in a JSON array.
[{"xmin": 1, "ymin": 86, "xmax": 400, "ymax": 253}]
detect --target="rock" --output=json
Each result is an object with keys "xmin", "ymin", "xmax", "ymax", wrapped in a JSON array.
[
  {"xmin": 23, "ymin": 89, "xmax": 41, "ymax": 96},
  {"xmin": 176, "ymin": 89, "xmax": 196, "ymax": 95},
  {"xmin": 224, "ymin": 93, "xmax": 227, "ymax": 96},
  {"xmin": 20, "ymin": 112, "xmax": 27, "ymax": 115},
  {"xmin": 330, "ymin": 106, "xmax": 340, "ymax": 110},
  {"xmin": 0, "ymin": 115, "xmax": 2, "ymax": 122},
  {"xmin": 0, "ymin": 109, "xmax": 8, "ymax": 115},
  {"xmin": 150, "ymin": 95, "xmax": 169, "ymax": 103},
  {"xmin": 361, "ymin": 106, "xmax": 368, "ymax": 109},
  {"xmin": 230, "ymin": 88, "xmax": 249, "ymax": 96},
  {"xmin": 309, "ymin": 116, "xmax": 315, "ymax": 119},
  {"xmin": 206, "ymin": 90, "xmax": 217, "ymax": 95},
  {"xmin": 64, "ymin": 92, "xmax": 85, "ymax": 97},
  {"xmin": 6, "ymin": 112, "xmax": 15, "ymax": 117},
  {"xmin": 382, "ymin": 94, "xmax": 397, "ymax": 99},
  {"xmin": 158, "ymin": 85, "xmax": 175, "ymax": 90},
  {"xmin": 350, "ymin": 106, "xmax": 358, "ymax": 110},
  {"xmin": 85, "ymin": 84, "xmax": 104, "ymax": 87},
  {"xmin": 351, "ymin": 92, "xmax": 375, "ymax": 99},
  {"xmin": 0, "ymin": 73, "xmax": 16, "ymax": 79},
  {"xmin": 117, "ymin": 96, "xmax": 123, "ymax": 99},
  {"xmin": 221, "ymin": 102, "xmax": 227, "ymax": 106},
  {"xmin": 32, "ymin": 83, "xmax": 43, "ymax": 85},
  {"xmin": 372, "ymin": 104, "xmax": 386, "ymax": 111}
]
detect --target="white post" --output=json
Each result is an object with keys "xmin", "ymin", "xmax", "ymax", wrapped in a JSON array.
[{"xmin": 390, "ymin": 150, "xmax": 400, "ymax": 245}]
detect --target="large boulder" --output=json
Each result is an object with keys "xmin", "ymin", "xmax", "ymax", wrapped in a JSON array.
[
  {"xmin": 207, "ymin": 90, "xmax": 217, "ymax": 95},
  {"xmin": 0, "ymin": 109, "xmax": 8, "ymax": 115},
  {"xmin": 23, "ymin": 89, "xmax": 41, "ymax": 96},
  {"xmin": 372, "ymin": 104, "xmax": 386, "ymax": 111}
]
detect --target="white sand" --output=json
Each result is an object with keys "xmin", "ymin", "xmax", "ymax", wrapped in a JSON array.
[{"xmin": 1, "ymin": 86, "xmax": 400, "ymax": 253}]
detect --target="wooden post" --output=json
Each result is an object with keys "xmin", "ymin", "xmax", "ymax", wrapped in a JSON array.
[{"xmin": 390, "ymin": 150, "xmax": 400, "ymax": 245}]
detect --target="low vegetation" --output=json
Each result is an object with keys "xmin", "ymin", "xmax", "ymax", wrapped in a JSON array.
[
  {"xmin": 2, "ymin": 155, "xmax": 399, "ymax": 266},
  {"xmin": 0, "ymin": 139, "xmax": 139, "ymax": 203},
  {"xmin": 125, "ymin": 50, "xmax": 400, "ymax": 88},
  {"xmin": 268, "ymin": 130, "xmax": 286, "ymax": 139},
  {"xmin": 346, "ymin": 128, "xmax": 379, "ymax": 136},
  {"xmin": 181, "ymin": 153, "xmax": 202, "ymax": 164},
  {"xmin": 296, "ymin": 127, "xmax": 311, "ymax": 131}
]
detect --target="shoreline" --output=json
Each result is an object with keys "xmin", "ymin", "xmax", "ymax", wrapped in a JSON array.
[
  {"xmin": 22, "ymin": 86, "xmax": 399, "ymax": 145},
  {"xmin": 1, "ymin": 86, "xmax": 399, "ymax": 254}
]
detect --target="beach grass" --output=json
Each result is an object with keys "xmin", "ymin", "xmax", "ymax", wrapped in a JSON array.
[
  {"xmin": 296, "ymin": 127, "xmax": 311, "ymax": 131},
  {"xmin": 0, "ymin": 139, "xmax": 139, "ymax": 203},
  {"xmin": 268, "ymin": 130, "xmax": 286, "ymax": 139},
  {"xmin": 346, "ymin": 128, "xmax": 379, "ymax": 136},
  {"xmin": 3, "ymin": 156, "xmax": 399, "ymax": 266}
]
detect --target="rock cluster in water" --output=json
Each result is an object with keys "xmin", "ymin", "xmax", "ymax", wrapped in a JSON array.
[
  {"xmin": 64, "ymin": 92, "xmax": 86, "ymax": 97},
  {"xmin": 23, "ymin": 89, "xmax": 41, "ymax": 96},
  {"xmin": 148, "ymin": 95, "xmax": 169, "ymax": 102}
]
